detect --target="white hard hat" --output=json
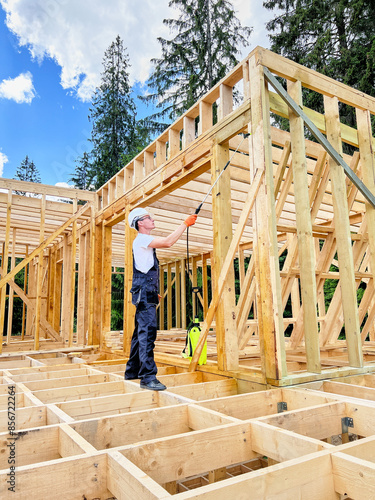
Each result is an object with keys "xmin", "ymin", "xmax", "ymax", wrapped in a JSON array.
[{"xmin": 128, "ymin": 207, "xmax": 149, "ymax": 228}]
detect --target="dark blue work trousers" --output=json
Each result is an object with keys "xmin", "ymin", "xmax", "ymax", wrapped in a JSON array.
[
  {"xmin": 125, "ymin": 249, "xmax": 159, "ymax": 383},
  {"xmin": 125, "ymin": 300, "xmax": 158, "ymax": 383}
]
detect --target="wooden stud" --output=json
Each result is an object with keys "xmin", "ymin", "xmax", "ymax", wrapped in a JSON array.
[
  {"xmin": 219, "ymin": 83, "xmax": 233, "ymax": 121},
  {"xmin": 0, "ymin": 190, "xmax": 11, "ymax": 350},
  {"xmin": 92, "ymin": 221, "xmax": 103, "ymax": 346},
  {"xmin": 159, "ymin": 265, "xmax": 165, "ymax": 331},
  {"xmin": 356, "ymin": 108, "xmax": 375, "ymax": 283},
  {"xmin": 87, "ymin": 205, "xmax": 95, "ymax": 345},
  {"xmin": 6, "ymin": 228, "xmax": 16, "ymax": 341},
  {"xmin": 183, "ymin": 116, "xmax": 195, "ymax": 149},
  {"xmin": 21, "ymin": 244, "xmax": 29, "ymax": 340},
  {"xmin": 77, "ymin": 231, "xmax": 86, "ymax": 344},
  {"xmin": 324, "ymin": 95, "xmax": 362, "ymax": 368},
  {"xmin": 134, "ymin": 159, "xmax": 144, "ymax": 185},
  {"xmin": 211, "ymin": 143, "xmax": 238, "ymax": 371},
  {"xmin": 288, "ymin": 79, "xmax": 320, "ymax": 373},
  {"xmin": 167, "ymin": 263, "xmax": 172, "ymax": 330},
  {"xmin": 68, "ymin": 200, "xmax": 78, "ymax": 347},
  {"xmin": 175, "ymin": 260, "xmax": 181, "ymax": 328},
  {"xmin": 199, "ymin": 101, "xmax": 212, "ymax": 136},
  {"xmin": 202, "ymin": 254, "xmax": 209, "ymax": 317},
  {"xmin": 168, "ymin": 128, "xmax": 180, "ymax": 159},
  {"xmin": 156, "ymin": 140, "xmax": 167, "ymax": 168},
  {"xmin": 144, "ymin": 150, "xmax": 154, "ymax": 176},
  {"xmin": 34, "ymin": 195, "xmax": 46, "ymax": 350},
  {"xmin": 249, "ymin": 55, "xmax": 287, "ymax": 381},
  {"xmin": 102, "ymin": 224, "xmax": 112, "ymax": 341}
]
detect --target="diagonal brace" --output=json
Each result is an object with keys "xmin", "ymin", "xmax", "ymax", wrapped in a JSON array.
[{"xmin": 263, "ymin": 66, "xmax": 375, "ymax": 209}]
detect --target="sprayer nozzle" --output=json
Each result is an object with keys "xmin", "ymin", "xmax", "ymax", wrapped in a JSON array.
[{"xmin": 243, "ymin": 133, "xmax": 250, "ymax": 138}]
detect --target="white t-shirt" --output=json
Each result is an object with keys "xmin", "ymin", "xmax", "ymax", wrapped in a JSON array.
[{"xmin": 133, "ymin": 233, "xmax": 155, "ymax": 273}]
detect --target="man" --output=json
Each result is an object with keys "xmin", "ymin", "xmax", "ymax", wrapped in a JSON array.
[{"xmin": 125, "ymin": 208, "xmax": 197, "ymax": 390}]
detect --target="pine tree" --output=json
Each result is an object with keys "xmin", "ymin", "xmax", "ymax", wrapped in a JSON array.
[
  {"xmin": 14, "ymin": 155, "xmax": 41, "ymax": 196},
  {"xmin": 264, "ymin": 0, "xmax": 375, "ymax": 126},
  {"xmin": 142, "ymin": 0, "xmax": 252, "ymax": 126},
  {"xmin": 70, "ymin": 152, "xmax": 93, "ymax": 191},
  {"xmin": 89, "ymin": 35, "xmax": 141, "ymax": 189}
]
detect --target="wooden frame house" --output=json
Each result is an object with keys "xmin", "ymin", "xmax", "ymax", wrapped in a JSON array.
[{"xmin": 1, "ymin": 47, "xmax": 375, "ymax": 498}]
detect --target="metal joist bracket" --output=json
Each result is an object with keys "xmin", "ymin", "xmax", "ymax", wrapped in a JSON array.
[
  {"xmin": 341, "ymin": 416, "xmax": 354, "ymax": 434},
  {"xmin": 277, "ymin": 401, "xmax": 288, "ymax": 413},
  {"xmin": 262, "ymin": 66, "xmax": 375, "ymax": 209}
]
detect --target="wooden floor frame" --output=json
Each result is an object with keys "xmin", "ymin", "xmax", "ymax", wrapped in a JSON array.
[
  {"xmin": 0, "ymin": 351, "xmax": 375, "ymax": 498},
  {"xmin": 2, "ymin": 46, "xmax": 375, "ymax": 496}
]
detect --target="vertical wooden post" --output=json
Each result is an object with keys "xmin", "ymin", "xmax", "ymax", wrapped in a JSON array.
[
  {"xmin": 87, "ymin": 205, "xmax": 95, "ymax": 345},
  {"xmin": 68, "ymin": 200, "xmax": 78, "ymax": 347},
  {"xmin": 168, "ymin": 128, "xmax": 180, "ymax": 159},
  {"xmin": 156, "ymin": 140, "xmax": 167, "ymax": 168},
  {"xmin": 175, "ymin": 260, "xmax": 181, "ymax": 328},
  {"xmin": 102, "ymin": 224, "xmax": 112, "ymax": 343},
  {"xmin": 77, "ymin": 231, "xmax": 86, "ymax": 345},
  {"xmin": 125, "ymin": 164, "xmax": 134, "ymax": 192},
  {"xmin": 41, "ymin": 255, "xmax": 49, "ymax": 338},
  {"xmin": 6, "ymin": 228, "xmax": 16, "ymax": 341},
  {"xmin": 47, "ymin": 248, "xmax": 55, "ymax": 325},
  {"xmin": 202, "ymin": 254, "xmax": 209, "ymax": 317},
  {"xmin": 61, "ymin": 233, "xmax": 72, "ymax": 344},
  {"xmin": 92, "ymin": 221, "xmax": 103, "ymax": 346},
  {"xmin": 21, "ymin": 244, "xmax": 29, "ymax": 340},
  {"xmin": 0, "ymin": 191, "xmax": 11, "ymax": 350},
  {"xmin": 159, "ymin": 265, "xmax": 165, "ymax": 330},
  {"xmin": 243, "ymin": 60, "xmax": 251, "ymax": 98},
  {"xmin": 218, "ymin": 84, "xmax": 233, "ymax": 121},
  {"xmin": 181, "ymin": 258, "xmax": 186, "ymax": 329},
  {"xmin": 134, "ymin": 159, "xmax": 144, "ymax": 185},
  {"xmin": 324, "ymin": 95, "xmax": 362, "ymax": 368},
  {"xmin": 34, "ymin": 194, "xmax": 46, "ymax": 350},
  {"xmin": 53, "ymin": 260, "xmax": 62, "ymax": 336},
  {"xmin": 211, "ymin": 143, "xmax": 238, "ymax": 371},
  {"xmin": 287, "ymin": 79, "xmax": 320, "ymax": 373},
  {"xmin": 249, "ymin": 56, "xmax": 287, "ymax": 381},
  {"xmin": 167, "ymin": 263, "xmax": 172, "ymax": 330},
  {"xmin": 83, "ymin": 229, "xmax": 90, "ymax": 343},
  {"xmin": 123, "ymin": 205, "xmax": 136, "ymax": 355},
  {"xmin": 199, "ymin": 101, "xmax": 212, "ymax": 136},
  {"xmin": 182, "ymin": 116, "xmax": 195, "ymax": 149},
  {"xmin": 356, "ymin": 108, "xmax": 375, "ymax": 286},
  {"xmin": 26, "ymin": 260, "xmax": 37, "ymax": 337},
  {"xmin": 144, "ymin": 151, "xmax": 154, "ymax": 176}
]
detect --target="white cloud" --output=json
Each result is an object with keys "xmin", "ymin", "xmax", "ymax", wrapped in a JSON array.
[
  {"xmin": 0, "ymin": 71, "xmax": 36, "ymax": 103},
  {"xmin": 44, "ymin": 181, "xmax": 74, "ymax": 202},
  {"xmin": 55, "ymin": 182, "xmax": 72, "ymax": 189},
  {"xmin": 1, "ymin": 0, "xmax": 172, "ymax": 101},
  {"xmin": 0, "ymin": 0, "xmax": 271, "ymax": 102},
  {"xmin": 0, "ymin": 150, "xmax": 9, "ymax": 176}
]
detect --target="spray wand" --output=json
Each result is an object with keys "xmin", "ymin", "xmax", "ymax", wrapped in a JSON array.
[{"xmin": 185, "ymin": 132, "xmax": 251, "ymax": 323}]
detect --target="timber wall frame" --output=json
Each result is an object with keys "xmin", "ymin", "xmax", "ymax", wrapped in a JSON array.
[{"xmin": 1, "ymin": 46, "xmax": 375, "ymax": 388}]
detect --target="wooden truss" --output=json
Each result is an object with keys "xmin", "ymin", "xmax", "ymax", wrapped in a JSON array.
[{"xmin": 1, "ymin": 46, "xmax": 375, "ymax": 391}]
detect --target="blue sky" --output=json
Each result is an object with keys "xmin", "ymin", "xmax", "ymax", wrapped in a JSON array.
[
  {"xmin": 0, "ymin": 0, "xmax": 271, "ymax": 189},
  {"xmin": 0, "ymin": 7, "xmax": 92, "ymax": 185}
]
